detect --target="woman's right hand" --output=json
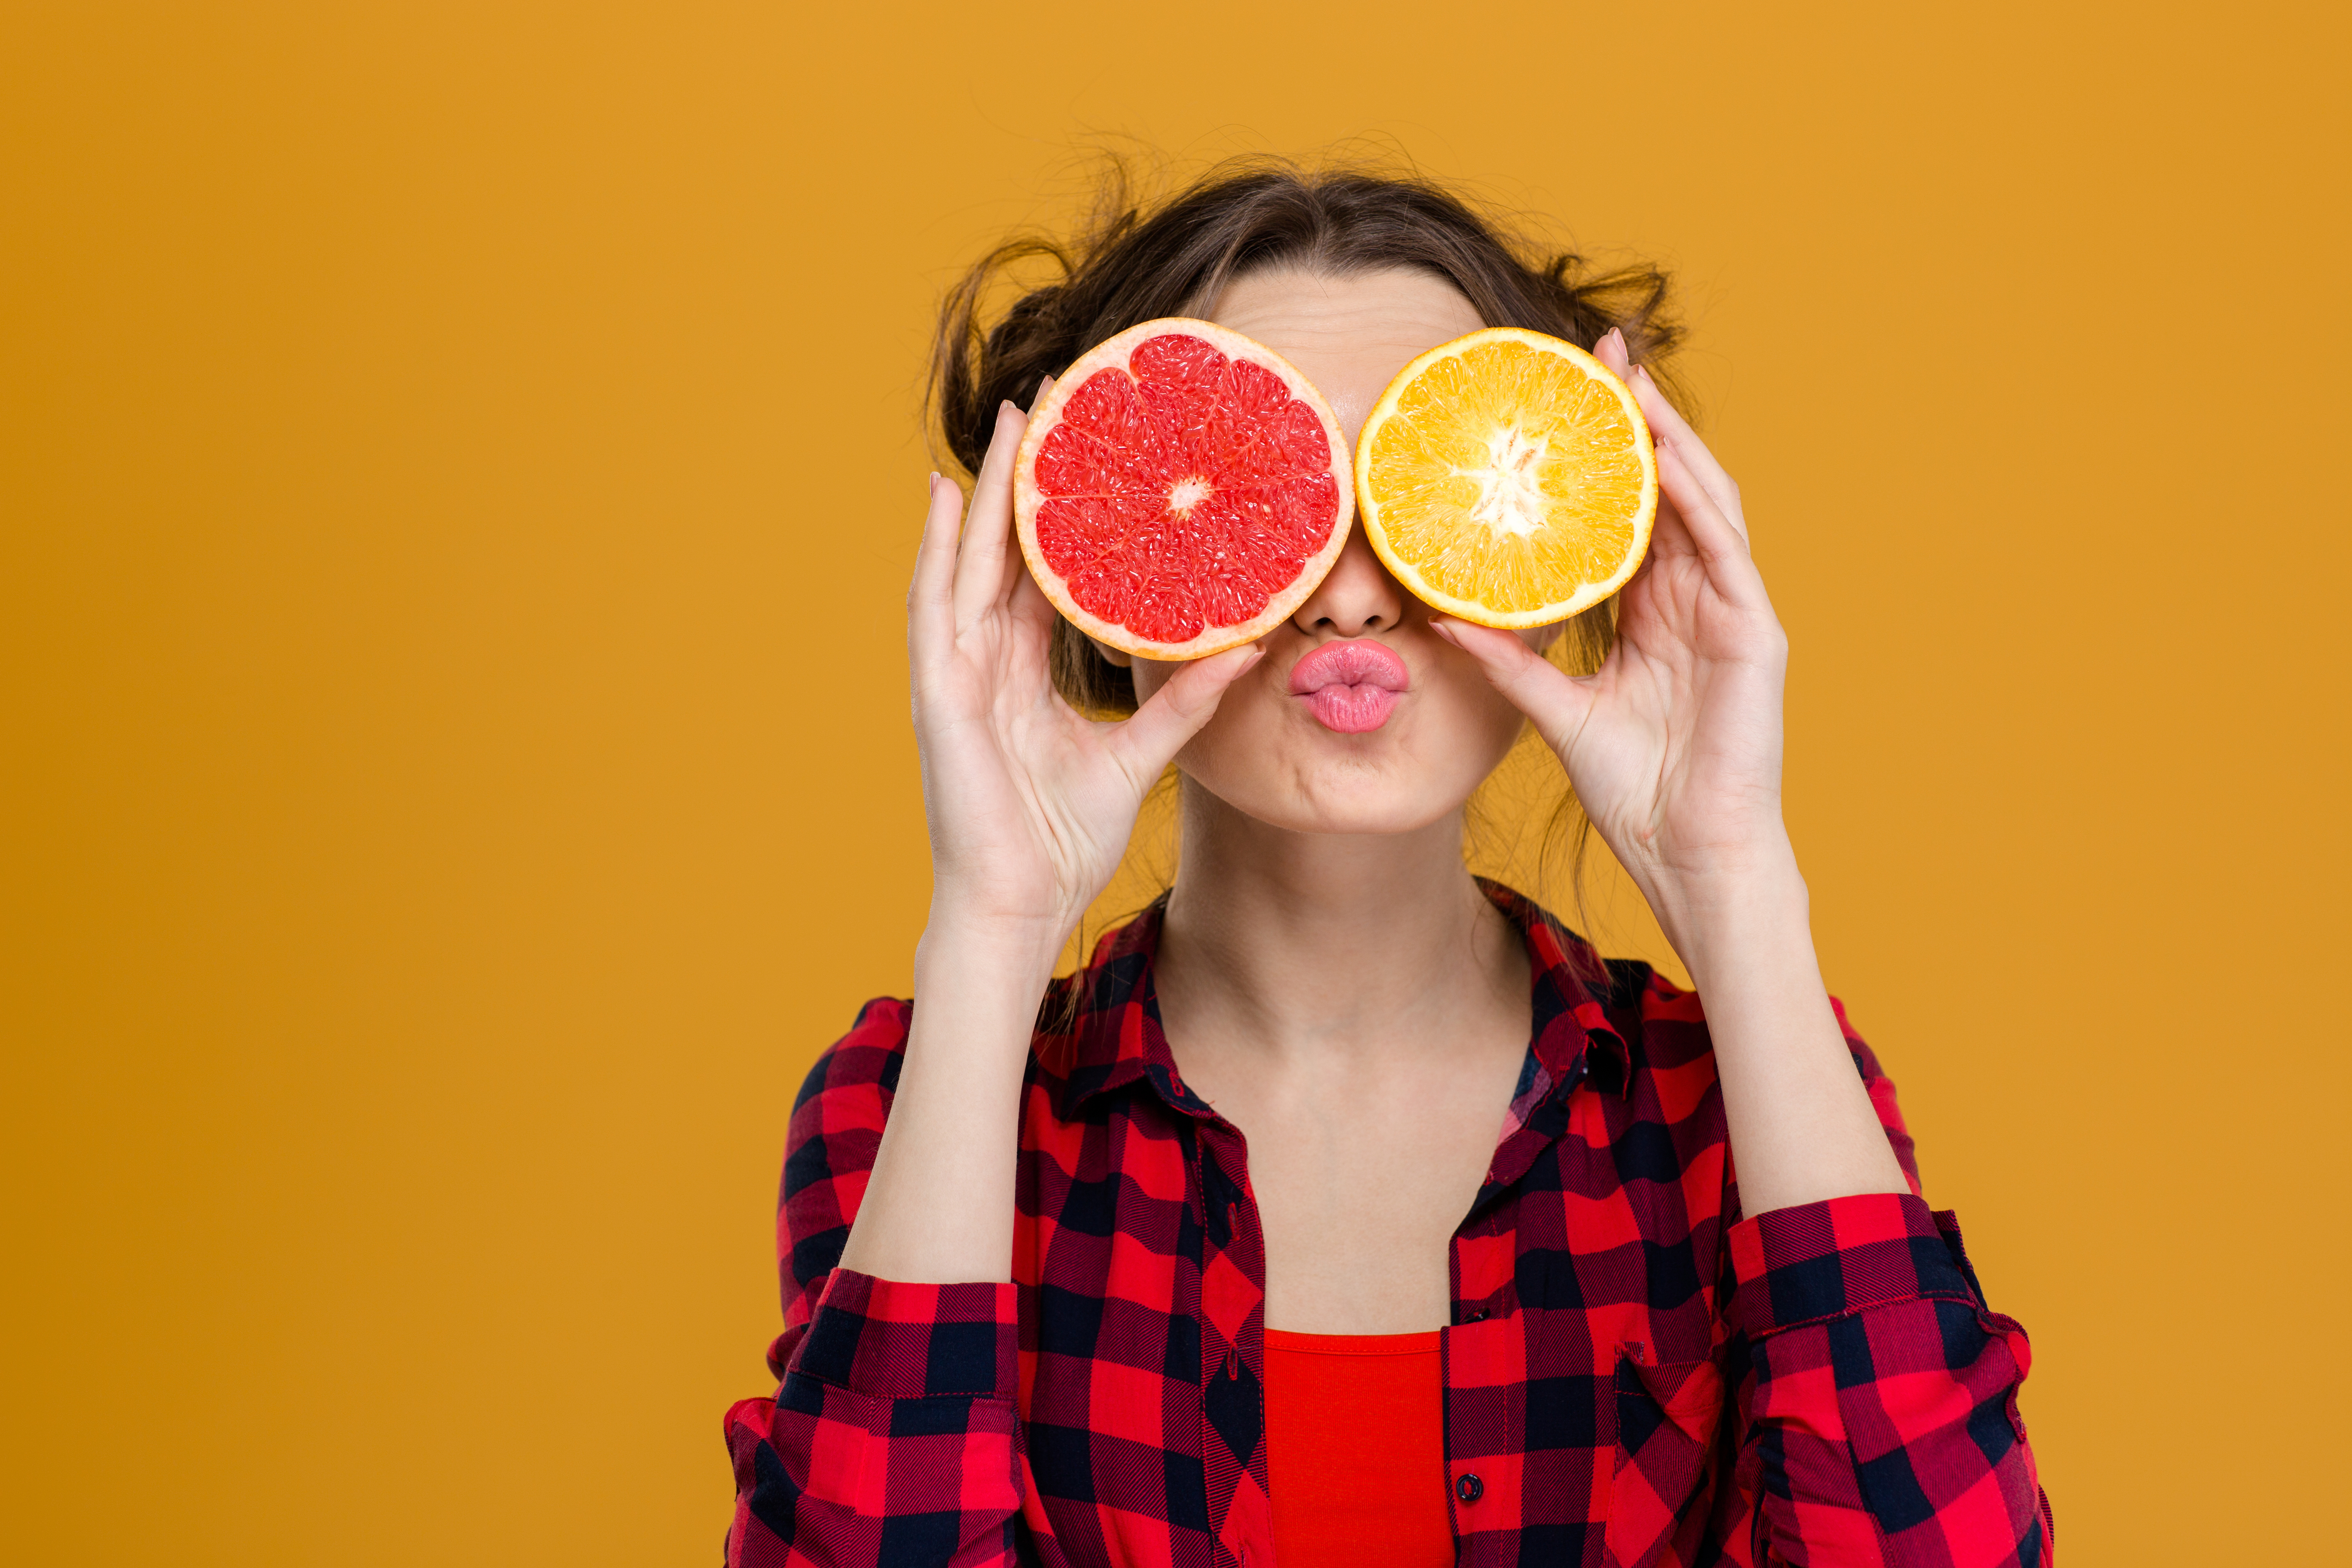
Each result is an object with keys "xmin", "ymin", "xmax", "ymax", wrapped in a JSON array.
[{"xmin": 909, "ymin": 389, "xmax": 1263, "ymax": 967}]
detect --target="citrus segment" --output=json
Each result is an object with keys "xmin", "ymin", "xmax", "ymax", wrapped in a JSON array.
[
  {"xmin": 1015, "ymin": 318, "xmax": 1353, "ymax": 660},
  {"xmin": 1355, "ymin": 327, "xmax": 1656, "ymax": 628}
]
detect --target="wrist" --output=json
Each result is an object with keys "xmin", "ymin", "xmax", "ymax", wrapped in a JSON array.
[
  {"xmin": 1640, "ymin": 835, "xmax": 1812, "ymax": 988},
  {"xmin": 914, "ymin": 909, "xmax": 1069, "ymax": 1003}
]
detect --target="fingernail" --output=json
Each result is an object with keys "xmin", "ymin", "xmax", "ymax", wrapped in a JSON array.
[
  {"xmin": 927, "ymin": 471, "xmax": 939, "ymax": 497},
  {"xmin": 1001, "ymin": 399, "xmax": 1020, "ymax": 417},
  {"xmin": 1037, "ymin": 374, "xmax": 1057, "ymax": 398},
  {"xmin": 1632, "ymin": 364, "xmax": 1653, "ymax": 383}
]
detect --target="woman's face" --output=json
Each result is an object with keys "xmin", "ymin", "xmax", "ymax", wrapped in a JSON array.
[{"xmin": 1110, "ymin": 266, "xmax": 1552, "ymax": 836}]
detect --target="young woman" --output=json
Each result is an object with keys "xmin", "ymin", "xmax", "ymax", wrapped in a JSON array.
[{"xmin": 723, "ymin": 165, "xmax": 2051, "ymax": 1568}]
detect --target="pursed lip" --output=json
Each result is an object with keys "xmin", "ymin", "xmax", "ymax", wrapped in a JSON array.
[
  {"xmin": 1286, "ymin": 639, "xmax": 1411, "ymax": 696},
  {"xmin": 1287, "ymin": 639, "xmax": 1410, "ymax": 734}
]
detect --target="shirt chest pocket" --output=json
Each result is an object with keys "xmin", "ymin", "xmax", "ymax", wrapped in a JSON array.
[{"xmin": 1604, "ymin": 1352, "xmax": 1726, "ymax": 1568}]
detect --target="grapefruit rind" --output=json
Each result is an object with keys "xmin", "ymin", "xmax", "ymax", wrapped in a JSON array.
[
  {"xmin": 1354, "ymin": 327, "xmax": 1657, "ymax": 630},
  {"xmin": 1013, "ymin": 317, "xmax": 1354, "ymax": 662}
]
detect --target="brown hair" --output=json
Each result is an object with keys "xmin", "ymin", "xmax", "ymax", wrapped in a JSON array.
[
  {"xmin": 930, "ymin": 156, "xmax": 1685, "ymax": 715},
  {"xmin": 928, "ymin": 156, "xmax": 1687, "ymax": 953}
]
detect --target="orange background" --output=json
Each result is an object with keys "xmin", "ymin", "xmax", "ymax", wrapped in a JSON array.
[{"xmin": 5, "ymin": 4, "xmax": 2345, "ymax": 1563}]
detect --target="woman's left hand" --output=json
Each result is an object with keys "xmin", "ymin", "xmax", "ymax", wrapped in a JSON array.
[
  {"xmin": 1430, "ymin": 329, "xmax": 1793, "ymax": 951},
  {"xmin": 1437, "ymin": 335, "xmax": 1913, "ymax": 1212}
]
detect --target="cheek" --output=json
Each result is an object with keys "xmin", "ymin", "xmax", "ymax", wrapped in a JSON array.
[
  {"xmin": 1130, "ymin": 656, "xmax": 1268, "ymax": 776},
  {"xmin": 1131, "ymin": 655, "xmax": 1270, "ymax": 767},
  {"xmin": 1434, "ymin": 656, "xmax": 1534, "ymax": 756}
]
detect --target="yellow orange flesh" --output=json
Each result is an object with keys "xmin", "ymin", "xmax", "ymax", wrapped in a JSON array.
[{"xmin": 1356, "ymin": 328, "xmax": 1657, "ymax": 628}]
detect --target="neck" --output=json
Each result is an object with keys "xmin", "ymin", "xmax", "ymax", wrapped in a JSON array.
[{"xmin": 1154, "ymin": 777, "xmax": 1527, "ymax": 1071}]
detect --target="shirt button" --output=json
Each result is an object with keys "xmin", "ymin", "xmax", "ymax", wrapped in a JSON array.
[
  {"xmin": 1465, "ymin": 1310, "xmax": 1488, "ymax": 1323},
  {"xmin": 1455, "ymin": 1473, "xmax": 1484, "ymax": 1504}
]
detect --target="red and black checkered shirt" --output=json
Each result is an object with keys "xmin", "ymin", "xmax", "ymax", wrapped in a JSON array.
[{"xmin": 724, "ymin": 884, "xmax": 2051, "ymax": 1566}]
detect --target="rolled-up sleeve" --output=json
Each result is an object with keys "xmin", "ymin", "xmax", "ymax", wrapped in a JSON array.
[
  {"xmin": 722, "ymin": 1000, "xmax": 1033, "ymax": 1568},
  {"xmin": 1724, "ymin": 1192, "xmax": 2054, "ymax": 1566},
  {"xmin": 724, "ymin": 1268, "xmax": 1026, "ymax": 1567}
]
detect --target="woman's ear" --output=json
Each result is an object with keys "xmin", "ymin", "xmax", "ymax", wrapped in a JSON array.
[{"xmin": 1089, "ymin": 636, "xmax": 1134, "ymax": 668}]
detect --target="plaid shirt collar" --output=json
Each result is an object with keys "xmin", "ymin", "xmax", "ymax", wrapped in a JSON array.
[{"xmin": 1046, "ymin": 881, "xmax": 1633, "ymax": 1155}]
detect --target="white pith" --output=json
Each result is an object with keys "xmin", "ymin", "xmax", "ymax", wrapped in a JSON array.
[
  {"xmin": 1456, "ymin": 425, "xmax": 1550, "ymax": 539},
  {"xmin": 1166, "ymin": 475, "xmax": 1212, "ymax": 514}
]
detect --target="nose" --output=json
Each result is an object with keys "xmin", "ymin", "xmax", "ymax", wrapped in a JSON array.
[{"xmin": 1291, "ymin": 525, "xmax": 1405, "ymax": 638}]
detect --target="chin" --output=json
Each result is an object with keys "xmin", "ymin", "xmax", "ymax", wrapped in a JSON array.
[{"xmin": 1184, "ymin": 740, "xmax": 1486, "ymax": 838}]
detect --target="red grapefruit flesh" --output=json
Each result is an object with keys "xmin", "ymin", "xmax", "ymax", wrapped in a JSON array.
[{"xmin": 1013, "ymin": 317, "xmax": 1354, "ymax": 660}]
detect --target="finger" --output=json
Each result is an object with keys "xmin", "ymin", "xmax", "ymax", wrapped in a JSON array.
[
  {"xmin": 1655, "ymin": 438, "xmax": 1772, "ymax": 611},
  {"xmin": 1637, "ymin": 460, "xmax": 1704, "ymax": 564},
  {"xmin": 909, "ymin": 471, "xmax": 964, "ymax": 660},
  {"xmin": 1428, "ymin": 617, "xmax": 1596, "ymax": 757},
  {"xmin": 1007, "ymin": 545, "xmax": 1058, "ymax": 637},
  {"xmin": 1000, "ymin": 379, "xmax": 1058, "ymax": 615},
  {"xmin": 1592, "ymin": 325, "xmax": 1631, "ymax": 378},
  {"xmin": 998, "ymin": 381, "xmax": 1062, "ymax": 631},
  {"xmin": 952, "ymin": 400, "xmax": 1029, "ymax": 624},
  {"xmin": 1105, "ymin": 644, "xmax": 1265, "ymax": 788},
  {"xmin": 1628, "ymin": 364, "xmax": 1744, "ymax": 534}
]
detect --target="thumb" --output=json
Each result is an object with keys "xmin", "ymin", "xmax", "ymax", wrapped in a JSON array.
[
  {"xmin": 1105, "ymin": 643, "xmax": 1265, "ymax": 788},
  {"xmin": 1429, "ymin": 617, "xmax": 1595, "ymax": 755}
]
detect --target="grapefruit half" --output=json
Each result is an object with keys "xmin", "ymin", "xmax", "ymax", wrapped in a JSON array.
[{"xmin": 1013, "ymin": 318, "xmax": 1353, "ymax": 660}]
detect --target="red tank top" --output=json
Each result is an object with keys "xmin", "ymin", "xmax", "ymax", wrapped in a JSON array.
[{"xmin": 1261, "ymin": 1327, "xmax": 1452, "ymax": 1568}]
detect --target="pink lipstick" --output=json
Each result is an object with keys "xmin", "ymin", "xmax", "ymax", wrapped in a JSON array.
[{"xmin": 1287, "ymin": 639, "xmax": 1410, "ymax": 734}]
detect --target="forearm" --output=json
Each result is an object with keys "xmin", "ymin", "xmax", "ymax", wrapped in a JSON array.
[
  {"xmin": 1652, "ymin": 837, "xmax": 1909, "ymax": 1216},
  {"xmin": 833, "ymin": 917, "xmax": 1060, "ymax": 1284}
]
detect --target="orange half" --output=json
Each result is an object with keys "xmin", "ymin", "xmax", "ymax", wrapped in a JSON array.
[{"xmin": 1355, "ymin": 327, "xmax": 1657, "ymax": 628}]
